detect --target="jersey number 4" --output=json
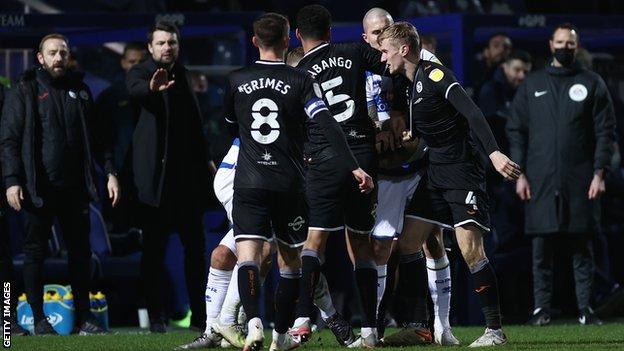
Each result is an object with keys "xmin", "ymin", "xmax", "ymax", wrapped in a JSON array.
[
  {"xmin": 321, "ymin": 76, "xmax": 354, "ymax": 122},
  {"xmin": 251, "ymin": 98, "xmax": 280, "ymax": 144}
]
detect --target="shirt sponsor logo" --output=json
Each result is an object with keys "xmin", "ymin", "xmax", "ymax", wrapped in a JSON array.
[
  {"xmin": 534, "ymin": 90, "xmax": 547, "ymax": 97},
  {"xmin": 347, "ymin": 129, "xmax": 365, "ymax": 139},
  {"xmin": 428, "ymin": 68, "xmax": 444, "ymax": 82},
  {"xmin": 257, "ymin": 150, "xmax": 277, "ymax": 166},
  {"xmin": 569, "ymin": 83, "xmax": 588, "ymax": 102}
]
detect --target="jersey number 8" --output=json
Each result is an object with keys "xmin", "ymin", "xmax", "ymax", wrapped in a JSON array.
[
  {"xmin": 251, "ymin": 98, "xmax": 280, "ymax": 144},
  {"xmin": 321, "ymin": 76, "xmax": 354, "ymax": 122}
]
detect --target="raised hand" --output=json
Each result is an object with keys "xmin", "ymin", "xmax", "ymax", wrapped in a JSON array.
[{"xmin": 149, "ymin": 68, "xmax": 175, "ymax": 92}]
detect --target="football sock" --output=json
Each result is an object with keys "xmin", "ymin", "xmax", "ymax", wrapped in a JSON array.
[
  {"xmin": 376, "ymin": 264, "xmax": 387, "ymax": 314},
  {"xmin": 296, "ymin": 249, "xmax": 321, "ymax": 318},
  {"xmin": 470, "ymin": 258, "xmax": 501, "ymax": 329},
  {"xmin": 204, "ymin": 267, "xmax": 232, "ymax": 333},
  {"xmin": 237, "ymin": 261, "xmax": 261, "ymax": 320},
  {"xmin": 355, "ymin": 260, "xmax": 378, "ymax": 328},
  {"xmin": 274, "ymin": 269, "xmax": 300, "ymax": 334},
  {"xmin": 398, "ymin": 250, "xmax": 428, "ymax": 324},
  {"xmin": 314, "ymin": 273, "xmax": 337, "ymax": 320},
  {"xmin": 427, "ymin": 255, "xmax": 452, "ymax": 331},
  {"xmin": 220, "ymin": 266, "xmax": 240, "ymax": 325}
]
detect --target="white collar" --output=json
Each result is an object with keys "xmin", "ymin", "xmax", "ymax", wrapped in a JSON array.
[
  {"xmin": 255, "ymin": 60, "xmax": 285, "ymax": 65},
  {"xmin": 303, "ymin": 42, "xmax": 329, "ymax": 58}
]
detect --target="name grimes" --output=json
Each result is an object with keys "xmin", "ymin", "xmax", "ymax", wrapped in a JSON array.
[
  {"xmin": 238, "ymin": 78, "xmax": 290, "ymax": 95},
  {"xmin": 307, "ymin": 56, "xmax": 353, "ymax": 78}
]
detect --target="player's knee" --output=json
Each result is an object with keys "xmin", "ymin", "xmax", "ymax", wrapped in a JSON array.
[
  {"xmin": 423, "ymin": 234, "xmax": 444, "ymax": 259},
  {"xmin": 303, "ymin": 230, "xmax": 327, "ymax": 251},
  {"xmin": 277, "ymin": 247, "xmax": 301, "ymax": 270},
  {"xmin": 373, "ymin": 239, "xmax": 393, "ymax": 263},
  {"xmin": 210, "ymin": 245, "xmax": 237, "ymax": 270},
  {"xmin": 349, "ymin": 236, "xmax": 374, "ymax": 260},
  {"xmin": 461, "ymin": 245, "xmax": 486, "ymax": 269}
]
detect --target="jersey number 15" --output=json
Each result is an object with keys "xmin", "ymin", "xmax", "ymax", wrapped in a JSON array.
[{"xmin": 321, "ymin": 76, "xmax": 354, "ymax": 122}]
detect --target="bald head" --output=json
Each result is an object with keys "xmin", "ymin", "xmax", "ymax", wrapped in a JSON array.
[{"xmin": 362, "ymin": 7, "xmax": 394, "ymax": 50}]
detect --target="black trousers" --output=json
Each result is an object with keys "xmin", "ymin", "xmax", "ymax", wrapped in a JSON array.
[
  {"xmin": 139, "ymin": 201, "xmax": 207, "ymax": 329},
  {"xmin": 532, "ymin": 233, "xmax": 594, "ymax": 311},
  {"xmin": 22, "ymin": 186, "xmax": 92, "ymax": 324}
]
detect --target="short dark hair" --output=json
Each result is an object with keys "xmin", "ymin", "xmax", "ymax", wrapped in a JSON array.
[
  {"xmin": 38, "ymin": 33, "xmax": 69, "ymax": 53},
  {"xmin": 505, "ymin": 49, "xmax": 532, "ymax": 64},
  {"xmin": 296, "ymin": 5, "xmax": 331, "ymax": 40},
  {"xmin": 123, "ymin": 42, "xmax": 145, "ymax": 57},
  {"xmin": 551, "ymin": 22, "xmax": 580, "ymax": 42},
  {"xmin": 148, "ymin": 21, "xmax": 181, "ymax": 43},
  {"xmin": 253, "ymin": 13, "xmax": 289, "ymax": 48}
]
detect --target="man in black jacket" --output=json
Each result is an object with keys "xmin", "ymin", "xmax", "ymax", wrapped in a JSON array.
[
  {"xmin": 0, "ymin": 33, "xmax": 120, "ymax": 335},
  {"xmin": 126, "ymin": 22, "xmax": 214, "ymax": 332},
  {"xmin": 508, "ymin": 23, "xmax": 616, "ymax": 326},
  {"xmin": 0, "ymin": 82, "xmax": 30, "ymax": 336}
]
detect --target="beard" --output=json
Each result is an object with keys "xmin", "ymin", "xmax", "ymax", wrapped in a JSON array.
[
  {"xmin": 43, "ymin": 62, "xmax": 67, "ymax": 78},
  {"xmin": 157, "ymin": 52, "xmax": 177, "ymax": 65}
]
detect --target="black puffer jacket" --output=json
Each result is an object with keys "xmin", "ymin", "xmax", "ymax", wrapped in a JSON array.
[
  {"xmin": 0, "ymin": 67, "xmax": 115, "ymax": 207},
  {"xmin": 507, "ymin": 62, "xmax": 615, "ymax": 235}
]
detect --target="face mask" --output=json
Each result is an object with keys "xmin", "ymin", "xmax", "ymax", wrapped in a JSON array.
[{"xmin": 553, "ymin": 48, "xmax": 575, "ymax": 67}]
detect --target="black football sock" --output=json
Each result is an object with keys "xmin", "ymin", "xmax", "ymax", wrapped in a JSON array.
[
  {"xmin": 238, "ymin": 261, "xmax": 261, "ymax": 320},
  {"xmin": 397, "ymin": 250, "xmax": 429, "ymax": 325},
  {"xmin": 296, "ymin": 249, "xmax": 321, "ymax": 318},
  {"xmin": 355, "ymin": 260, "xmax": 378, "ymax": 328},
  {"xmin": 471, "ymin": 258, "xmax": 502, "ymax": 329},
  {"xmin": 274, "ymin": 269, "xmax": 301, "ymax": 334}
]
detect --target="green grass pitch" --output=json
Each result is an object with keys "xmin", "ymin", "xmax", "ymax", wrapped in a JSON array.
[{"xmin": 7, "ymin": 323, "xmax": 624, "ymax": 350}]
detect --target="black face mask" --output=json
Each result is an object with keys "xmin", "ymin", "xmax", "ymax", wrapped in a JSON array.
[{"xmin": 553, "ymin": 48, "xmax": 575, "ymax": 67}]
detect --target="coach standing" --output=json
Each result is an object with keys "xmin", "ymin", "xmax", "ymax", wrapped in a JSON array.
[
  {"xmin": 1, "ymin": 33, "xmax": 119, "ymax": 335},
  {"xmin": 126, "ymin": 22, "xmax": 213, "ymax": 332},
  {"xmin": 507, "ymin": 23, "xmax": 615, "ymax": 326}
]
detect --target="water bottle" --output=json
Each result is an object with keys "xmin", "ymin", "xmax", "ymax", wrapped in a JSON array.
[{"xmin": 63, "ymin": 292, "xmax": 74, "ymax": 308}]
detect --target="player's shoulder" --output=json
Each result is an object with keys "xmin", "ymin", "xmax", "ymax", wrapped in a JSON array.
[
  {"xmin": 419, "ymin": 49, "xmax": 441, "ymax": 65},
  {"xmin": 225, "ymin": 65, "xmax": 251, "ymax": 84},
  {"xmin": 422, "ymin": 60, "xmax": 454, "ymax": 84}
]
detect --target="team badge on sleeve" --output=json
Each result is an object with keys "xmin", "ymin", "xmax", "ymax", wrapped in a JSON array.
[{"xmin": 428, "ymin": 68, "xmax": 444, "ymax": 82}]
